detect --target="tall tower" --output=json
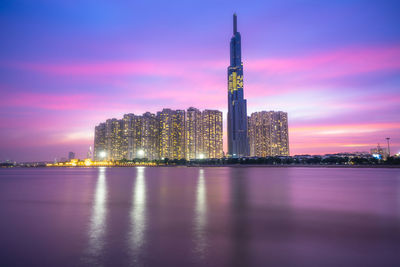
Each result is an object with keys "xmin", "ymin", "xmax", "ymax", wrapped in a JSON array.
[{"xmin": 227, "ymin": 13, "xmax": 249, "ymax": 157}]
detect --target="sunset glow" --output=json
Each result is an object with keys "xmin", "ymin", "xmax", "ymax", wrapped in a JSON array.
[{"xmin": 1, "ymin": 0, "xmax": 399, "ymax": 161}]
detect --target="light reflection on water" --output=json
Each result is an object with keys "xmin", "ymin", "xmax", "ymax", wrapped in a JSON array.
[
  {"xmin": 84, "ymin": 167, "xmax": 107, "ymax": 266},
  {"xmin": 193, "ymin": 168, "xmax": 207, "ymax": 259},
  {"xmin": 129, "ymin": 167, "xmax": 147, "ymax": 266}
]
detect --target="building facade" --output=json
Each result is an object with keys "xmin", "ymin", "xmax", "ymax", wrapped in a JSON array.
[
  {"xmin": 172, "ymin": 110, "xmax": 186, "ymax": 160},
  {"xmin": 202, "ymin": 110, "xmax": 223, "ymax": 159},
  {"xmin": 227, "ymin": 13, "xmax": 249, "ymax": 157},
  {"xmin": 141, "ymin": 112, "xmax": 159, "ymax": 160},
  {"xmin": 157, "ymin": 109, "xmax": 175, "ymax": 160},
  {"xmin": 94, "ymin": 123, "xmax": 106, "ymax": 160},
  {"xmin": 121, "ymin": 112, "xmax": 159, "ymax": 160},
  {"xmin": 105, "ymin": 118, "xmax": 125, "ymax": 160},
  {"xmin": 185, "ymin": 107, "xmax": 203, "ymax": 159},
  {"xmin": 248, "ymin": 111, "xmax": 289, "ymax": 157}
]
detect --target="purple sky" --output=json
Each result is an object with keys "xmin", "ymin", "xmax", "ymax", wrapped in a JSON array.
[{"xmin": 1, "ymin": 0, "xmax": 399, "ymax": 161}]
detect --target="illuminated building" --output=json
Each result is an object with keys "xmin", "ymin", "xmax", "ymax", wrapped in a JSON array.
[
  {"xmin": 202, "ymin": 110, "xmax": 223, "ymax": 158},
  {"xmin": 106, "ymin": 118, "xmax": 125, "ymax": 160},
  {"xmin": 122, "ymin": 113, "xmax": 136, "ymax": 160},
  {"xmin": 123, "ymin": 113, "xmax": 144, "ymax": 160},
  {"xmin": 248, "ymin": 111, "xmax": 289, "ymax": 157},
  {"xmin": 141, "ymin": 112, "xmax": 159, "ymax": 160},
  {"xmin": 185, "ymin": 107, "xmax": 203, "ymax": 159},
  {"xmin": 94, "ymin": 123, "xmax": 106, "ymax": 160},
  {"xmin": 122, "ymin": 113, "xmax": 159, "ymax": 160},
  {"xmin": 370, "ymin": 144, "xmax": 388, "ymax": 160},
  {"xmin": 157, "ymin": 109, "xmax": 175, "ymax": 159},
  {"xmin": 172, "ymin": 110, "xmax": 186, "ymax": 159},
  {"xmin": 227, "ymin": 13, "xmax": 249, "ymax": 157},
  {"xmin": 157, "ymin": 109, "xmax": 186, "ymax": 160}
]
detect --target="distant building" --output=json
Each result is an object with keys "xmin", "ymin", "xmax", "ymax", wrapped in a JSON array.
[
  {"xmin": 202, "ymin": 109, "xmax": 223, "ymax": 158},
  {"xmin": 68, "ymin": 151, "xmax": 75, "ymax": 160},
  {"xmin": 370, "ymin": 144, "xmax": 388, "ymax": 160},
  {"xmin": 248, "ymin": 111, "xmax": 289, "ymax": 157},
  {"xmin": 323, "ymin": 152, "xmax": 371, "ymax": 159},
  {"xmin": 86, "ymin": 146, "xmax": 93, "ymax": 159}
]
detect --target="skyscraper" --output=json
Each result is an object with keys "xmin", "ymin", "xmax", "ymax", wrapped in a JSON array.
[
  {"xmin": 186, "ymin": 107, "xmax": 203, "ymax": 160},
  {"xmin": 172, "ymin": 110, "xmax": 186, "ymax": 160},
  {"xmin": 141, "ymin": 112, "xmax": 159, "ymax": 160},
  {"xmin": 227, "ymin": 13, "xmax": 249, "ymax": 157},
  {"xmin": 202, "ymin": 109, "xmax": 223, "ymax": 159},
  {"xmin": 105, "ymin": 118, "xmax": 124, "ymax": 160},
  {"xmin": 248, "ymin": 111, "xmax": 289, "ymax": 157},
  {"xmin": 157, "ymin": 108, "xmax": 186, "ymax": 160},
  {"xmin": 122, "ymin": 113, "xmax": 136, "ymax": 160},
  {"xmin": 158, "ymin": 109, "xmax": 174, "ymax": 159}
]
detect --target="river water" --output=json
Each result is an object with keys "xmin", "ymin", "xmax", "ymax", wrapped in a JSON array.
[{"xmin": 0, "ymin": 167, "xmax": 399, "ymax": 266}]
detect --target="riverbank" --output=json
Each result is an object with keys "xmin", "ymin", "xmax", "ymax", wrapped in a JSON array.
[{"xmin": 3, "ymin": 164, "xmax": 400, "ymax": 168}]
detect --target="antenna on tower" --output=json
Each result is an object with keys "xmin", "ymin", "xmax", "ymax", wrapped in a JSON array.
[
  {"xmin": 233, "ymin": 13, "xmax": 237, "ymax": 34},
  {"xmin": 386, "ymin": 137, "xmax": 391, "ymax": 157}
]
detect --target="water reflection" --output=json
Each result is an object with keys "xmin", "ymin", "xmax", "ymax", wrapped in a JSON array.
[
  {"xmin": 85, "ymin": 167, "xmax": 108, "ymax": 265},
  {"xmin": 230, "ymin": 168, "xmax": 249, "ymax": 267},
  {"xmin": 193, "ymin": 168, "xmax": 207, "ymax": 259},
  {"xmin": 129, "ymin": 167, "xmax": 147, "ymax": 266}
]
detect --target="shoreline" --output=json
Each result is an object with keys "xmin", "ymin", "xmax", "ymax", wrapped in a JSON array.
[{"xmin": 2, "ymin": 164, "xmax": 400, "ymax": 169}]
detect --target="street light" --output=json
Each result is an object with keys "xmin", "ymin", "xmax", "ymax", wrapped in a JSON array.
[
  {"xmin": 137, "ymin": 149, "xmax": 145, "ymax": 158},
  {"xmin": 99, "ymin": 151, "xmax": 106, "ymax": 159},
  {"xmin": 198, "ymin": 154, "xmax": 205, "ymax": 159}
]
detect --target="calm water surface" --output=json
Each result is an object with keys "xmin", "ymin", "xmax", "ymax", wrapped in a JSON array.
[{"xmin": 0, "ymin": 167, "xmax": 399, "ymax": 267}]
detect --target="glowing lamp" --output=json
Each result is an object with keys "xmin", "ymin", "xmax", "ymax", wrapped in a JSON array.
[{"xmin": 138, "ymin": 149, "xmax": 145, "ymax": 157}]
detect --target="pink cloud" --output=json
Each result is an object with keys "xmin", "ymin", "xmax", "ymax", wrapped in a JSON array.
[
  {"xmin": 247, "ymin": 45, "xmax": 400, "ymax": 76},
  {"xmin": 8, "ymin": 44, "xmax": 399, "ymax": 81}
]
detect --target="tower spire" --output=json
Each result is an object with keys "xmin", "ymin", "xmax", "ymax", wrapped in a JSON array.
[
  {"xmin": 233, "ymin": 13, "xmax": 237, "ymax": 34},
  {"xmin": 228, "ymin": 12, "xmax": 249, "ymax": 157}
]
